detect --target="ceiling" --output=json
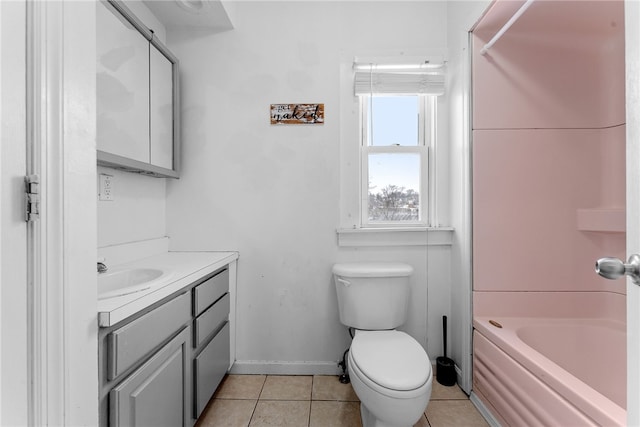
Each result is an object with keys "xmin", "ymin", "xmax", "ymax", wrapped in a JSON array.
[{"xmin": 142, "ymin": 0, "xmax": 235, "ymax": 31}]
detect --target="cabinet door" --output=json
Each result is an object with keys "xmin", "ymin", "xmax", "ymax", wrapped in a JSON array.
[
  {"xmin": 110, "ymin": 327, "xmax": 190, "ymax": 427},
  {"xmin": 150, "ymin": 46, "xmax": 174, "ymax": 170},
  {"xmin": 194, "ymin": 322, "xmax": 230, "ymax": 418},
  {"xmin": 97, "ymin": 1, "xmax": 149, "ymax": 163}
]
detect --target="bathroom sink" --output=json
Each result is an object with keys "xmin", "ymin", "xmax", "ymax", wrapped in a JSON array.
[{"xmin": 98, "ymin": 268, "xmax": 166, "ymax": 300}]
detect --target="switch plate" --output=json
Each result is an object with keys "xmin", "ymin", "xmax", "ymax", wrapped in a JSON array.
[{"xmin": 99, "ymin": 173, "xmax": 114, "ymax": 201}]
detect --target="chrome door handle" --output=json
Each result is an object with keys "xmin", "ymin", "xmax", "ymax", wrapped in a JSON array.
[{"xmin": 595, "ymin": 255, "xmax": 640, "ymax": 284}]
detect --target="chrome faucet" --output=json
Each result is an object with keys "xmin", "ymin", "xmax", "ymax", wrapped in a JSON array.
[{"xmin": 97, "ymin": 261, "xmax": 108, "ymax": 273}]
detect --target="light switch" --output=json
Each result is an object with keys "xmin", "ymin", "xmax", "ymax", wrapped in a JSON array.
[{"xmin": 99, "ymin": 173, "xmax": 114, "ymax": 201}]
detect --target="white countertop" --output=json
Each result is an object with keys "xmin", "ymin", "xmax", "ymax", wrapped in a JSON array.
[{"xmin": 98, "ymin": 251, "xmax": 238, "ymax": 327}]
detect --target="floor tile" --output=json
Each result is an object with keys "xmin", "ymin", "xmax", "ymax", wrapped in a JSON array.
[
  {"xmin": 260, "ymin": 375, "xmax": 312, "ymax": 401},
  {"xmin": 309, "ymin": 401, "xmax": 362, "ymax": 427},
  {"xmin": 198, "ymin": 374, "xmax": 490, "ymax": 427},
  {"xmin": 195, "ymin": 399, "xmax": 257, "ymax": 427},
  {"xmin": 249, "ymin": 400, "xmax": 311, "ymax": 427},
  {"xmin": 215, "ymin": 375, "xmax": 267, "ymax": 400},
  {"xmin": 311, "ymin": 375, "xmax": 359, "ymax": 401},
  {"xmin": 413, "ymin": 414, "xmax": 430, "ymax": 427},
  {"xmin": 426, "ymin": 400, "xmax": 490, "ymax": 427},
  {"xmin": 431, "ymin": 380, "xmax": 468, "ymax": 400}
]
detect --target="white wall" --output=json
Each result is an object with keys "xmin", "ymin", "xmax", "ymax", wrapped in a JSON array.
[
  {"xmin": 446, "ymin": 0, "xmax": 491, "ymax": 392},
  {"xmin": 166, "ymin": 1, "xmax": 452, "ymax": 373},
  {"xmin": 97, "ymin": 166, "xmax": 167, "ymax": 247}
]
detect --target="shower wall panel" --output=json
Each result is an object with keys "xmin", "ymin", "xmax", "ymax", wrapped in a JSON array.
[{"xmin": 473, "ymin": 126, "xmax": 625, "ymax": 294}]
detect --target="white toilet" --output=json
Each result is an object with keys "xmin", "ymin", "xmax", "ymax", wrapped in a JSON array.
[{"xmin": 332, "ymin": 262, "xmax": 432, "ymax": 427}]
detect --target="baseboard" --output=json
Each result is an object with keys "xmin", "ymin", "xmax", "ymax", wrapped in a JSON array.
[
  {"xmin": 230, "ymin": 360, "xmax": 342, "ymax": 375},
  {"xmin": 470, "ymin": 391, "xmax": 502, "ymax": 427}
]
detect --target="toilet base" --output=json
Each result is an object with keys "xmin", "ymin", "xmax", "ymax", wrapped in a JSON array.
[{"xmin": 361, "ymin": 403, "xmax": 412, "ymax": 427}]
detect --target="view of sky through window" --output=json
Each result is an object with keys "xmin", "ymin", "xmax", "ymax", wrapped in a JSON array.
[
  {"xmin": 368, "ymin": 153, "xmax": 420, "ymax": 194},
  {"xmin": 368, "ymin": 96, "xmax": 421, "ymax": 195}
]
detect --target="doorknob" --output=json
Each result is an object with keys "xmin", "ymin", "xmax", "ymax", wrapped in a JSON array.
[{"xmin": 595, "ymin": 254, "xmax": 640, "ymax": 284}]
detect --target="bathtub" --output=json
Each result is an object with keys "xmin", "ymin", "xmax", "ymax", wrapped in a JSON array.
[{"xmin": 473, "ymin": 316, "xmax": 626, "ymax": 426}]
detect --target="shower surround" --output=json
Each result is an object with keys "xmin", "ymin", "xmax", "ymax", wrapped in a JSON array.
[{"xmin": 471, "ymin": 0, "xmax": 626, "ymax": 425}]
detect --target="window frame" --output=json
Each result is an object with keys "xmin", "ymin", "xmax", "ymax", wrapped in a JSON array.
[{"xmin": 359, "ymin": 94, "xmax": 435, "ymax": 228}]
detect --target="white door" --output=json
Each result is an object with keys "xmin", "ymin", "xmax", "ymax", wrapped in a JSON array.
[
  {"xmin": 627, "ymin": 1, "xmax": 640, "ymax": 425},
  {"xmin": 1, "ymin": 2, "xmax": 99, "ymax": 424},
  {"xmin": 0, "ymin": 1, "xmax": 29, "ymax": 425}
]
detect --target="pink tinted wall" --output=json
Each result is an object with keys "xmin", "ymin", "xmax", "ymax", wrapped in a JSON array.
[
  {"xmin": 472, "ymin": 0, "xmax": 625, "ymax": 130},
  {"xmin": 472, "ymin": 0, "xmax": 626, "ymax": 298}
]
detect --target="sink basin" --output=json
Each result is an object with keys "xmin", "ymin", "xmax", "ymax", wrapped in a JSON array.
[{"xmin": 98, "ymin": 268, "xmax": 165, "ymax": 300}]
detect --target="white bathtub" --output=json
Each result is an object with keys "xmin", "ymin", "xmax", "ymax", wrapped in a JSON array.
[{"xmin": 473, "ymin": 316, "xmax": 625, "ymax": 426}]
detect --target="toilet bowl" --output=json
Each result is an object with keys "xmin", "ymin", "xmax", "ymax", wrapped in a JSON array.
[{"xmin": 347, "ymin": 330, "xmax": 432, "ymax": 427}]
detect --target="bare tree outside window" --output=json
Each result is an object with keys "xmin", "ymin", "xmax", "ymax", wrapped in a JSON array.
[{"xmin": 369, "ymin": 184, "xmax": 419, "ymax": 221}]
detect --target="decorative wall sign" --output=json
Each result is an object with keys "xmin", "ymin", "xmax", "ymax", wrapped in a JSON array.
[{"xmin": 270, "ymin": 103, "xmax": 324, "ymax": 125}]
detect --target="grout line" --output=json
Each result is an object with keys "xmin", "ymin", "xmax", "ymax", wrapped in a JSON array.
[
  {"xmin": 308, "ymin": 375, "xmax": 314, "ymax": 426},
  {"xmin": 247, "ymin": 374, "xmax": 267, "ymax": 426},
  {"xmin": 425, "ymin": 413, "xmax": 433, "ymax": 427},
  {"xmin": 247, "ymin": 399, "xmax": 258, "ymax": 427},
  {"xmin": 310, "ymin": 374, "xmax": 315, "ymax": 401}
]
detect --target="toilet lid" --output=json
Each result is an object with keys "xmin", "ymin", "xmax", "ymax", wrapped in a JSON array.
[{"xmin": 350, "ymin": 331, "xmax": 431, "ymax": 391}]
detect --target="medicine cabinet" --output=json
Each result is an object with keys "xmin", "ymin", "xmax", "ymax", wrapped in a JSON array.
[{"xmin": 97, "ymin": 0, "xmax": 180, "ymax": 178}]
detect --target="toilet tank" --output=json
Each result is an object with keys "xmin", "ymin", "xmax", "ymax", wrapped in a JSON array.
[{"xmin": 332, "ymin": 262, "xmax": 413, "ymax": 330}]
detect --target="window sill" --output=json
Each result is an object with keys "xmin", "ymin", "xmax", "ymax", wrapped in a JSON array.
[{"xmin": 336, "ymin": 226, "xmax": 454, "ymax": 247}]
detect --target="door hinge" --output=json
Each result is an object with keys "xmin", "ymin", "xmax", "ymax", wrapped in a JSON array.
[{"xmin": 25, "ymin": 174, "xmax": 40, "ymax": 222}]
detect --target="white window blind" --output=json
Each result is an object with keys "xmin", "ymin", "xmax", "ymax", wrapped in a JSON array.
[{"xmin": 353, "ymin": 63, "xmax": 445, "ymax": 96}]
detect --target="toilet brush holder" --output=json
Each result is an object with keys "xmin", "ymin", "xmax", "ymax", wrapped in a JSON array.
[{"xmin": 436, "ymin": 315, "xmax": 456, "ymax": 386}]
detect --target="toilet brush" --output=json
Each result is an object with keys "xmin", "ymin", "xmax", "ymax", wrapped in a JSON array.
[{"xmin": 436, "ymin": 315, "xmax": 457, "ymax": 386}]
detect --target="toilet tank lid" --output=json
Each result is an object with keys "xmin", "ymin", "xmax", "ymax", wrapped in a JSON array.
[{"xmin": 332, "ymin": 262, "xmax": 413, "ymax": 278}]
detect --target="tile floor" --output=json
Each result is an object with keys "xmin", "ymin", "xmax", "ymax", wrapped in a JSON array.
[{"xmin": 196, "ymin": 374, "xmax": 489, "ymax": 427}]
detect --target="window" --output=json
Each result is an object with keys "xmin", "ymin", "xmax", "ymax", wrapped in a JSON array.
[
  {"xmin": 354, "ymin": 62, "xmax": 443, "ymax": 227},
  {"xmin": 361, "ymin": 95, "xmax": 433, "ymax": 226}
]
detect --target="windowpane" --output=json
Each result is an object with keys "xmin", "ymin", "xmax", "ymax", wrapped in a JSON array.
[
  {"xmin": 368, "ymin": 96, "xmax": 419, "ymax": 146},
  {"xmin": 367, "ymin": 153, "xmax": 421, "ymax": 222}
]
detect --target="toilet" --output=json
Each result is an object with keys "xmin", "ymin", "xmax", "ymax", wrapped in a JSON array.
[{"xmin": 332, "ymin": 262, "xmax": 432, "ymax": 427}]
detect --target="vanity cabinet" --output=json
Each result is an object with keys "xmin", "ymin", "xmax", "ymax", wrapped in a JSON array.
[
  {"xmin": 97, "ymin": 0, "xmax": 180, "ymax": 178},
  {"xmin": 100, "ymin": 291, "xmax": 191, "ymax": 427},
  {"xmin": 99, "ymin": 266, "xmax": 233, "ymax": 427},
  {"xmin": 192, "ymin": 269, "xmax": 231, "ymax": 418},
  {"xmin": 107, "ymin": 292, "xmax": 191, "ymax": 380},
  {"xmin": 110, "ymin": 327, "xmax": 190, "ymax": 427}
]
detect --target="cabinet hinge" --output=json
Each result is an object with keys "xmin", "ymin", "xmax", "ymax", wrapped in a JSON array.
[{"xmin": 25, "ymin": 174, "xmax": 40, "ymax": 222}]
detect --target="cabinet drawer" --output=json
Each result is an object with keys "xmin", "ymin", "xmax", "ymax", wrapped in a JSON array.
[
  {"xmin": 108, "ymin": 292, "xmax": 190, "ymax": 380},
  {"xmin": 194, "ymin": 322, "xmax": 230, "ymax": 418},
  {"xmin": 194, "ymin": 293, "xmax": 229, "ymax": 348},
  {"xmin": 193, "ymin": 269, "xmax": 229, "ymax": 316}
]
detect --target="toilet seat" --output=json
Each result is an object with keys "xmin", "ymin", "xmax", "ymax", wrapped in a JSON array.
[{"xmin": 350, "ymin": 330, "xmax": 431, "ymax": 398}]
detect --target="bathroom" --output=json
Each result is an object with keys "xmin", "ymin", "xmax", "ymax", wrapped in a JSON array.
[{"xmin": 1, "ymin": 0, "xmax": 638, "ymax": 426}]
